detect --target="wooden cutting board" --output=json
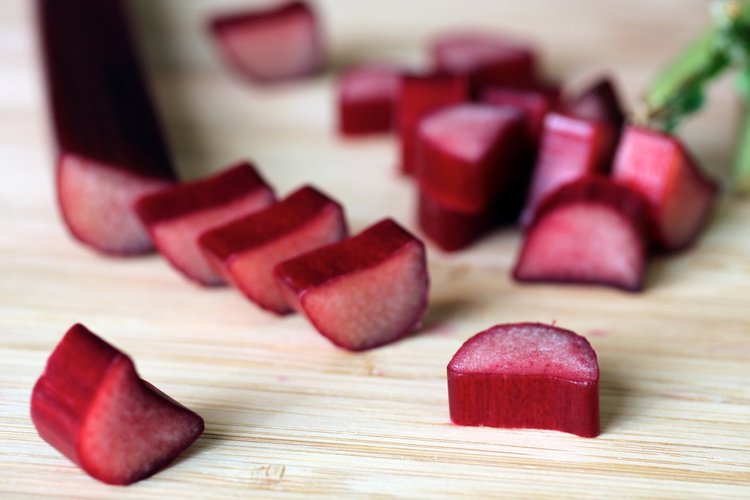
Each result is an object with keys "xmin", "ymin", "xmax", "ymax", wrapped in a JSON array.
[{"xmin": 2, "ymin": 0, "xmax": 749, "ymax": 497}]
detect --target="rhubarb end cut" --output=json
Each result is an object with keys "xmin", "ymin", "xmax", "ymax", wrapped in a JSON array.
[
  {"xmin": 57, "ymin": 154, "xmax": 173, "ymax": 255},
  {"xmin": 447, "ymin": 322, "xmax": 599, "ymax": 437},
  {"xmin": 31, "ymin": 324, "xmax": 204, "ymax": 485}
]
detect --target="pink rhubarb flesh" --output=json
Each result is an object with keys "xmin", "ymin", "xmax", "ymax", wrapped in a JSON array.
[
  {"xmin": 275, "ymin": 219, "xmax": 429, "ymax": 351},
  {"xmin": 31, "ymin": 324, "xmax": 204, "ymax": 485},
  {"xmin": 200, "ymin": 186, "xmax": 348, "ymax": 314},
  {"xmin": 448, "ymin": 322, "xmax": 599, "ymax": 437},
  {"xmin": 210, "ymin": 0, "xmax": 324, "ymax": 83},
  {"xmin": 38, "ymin": 0, "xmax": 177, "ymax": 255},
  {"xmin": 338, "ymin": 64, "xmax": 401, "ymax": 135},
  {"xmin": 135, "ymin": 161, "xmax": 275, "ymax": 286},
  {"xmin": 514, "ymin": 177, "xmax": 650, "ymax": 292}
]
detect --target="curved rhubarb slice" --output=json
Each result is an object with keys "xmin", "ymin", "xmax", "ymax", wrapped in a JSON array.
[
  {"xmin": 612, "ymin": 126, "xmax": 719, "ymax": 251},
  {"xmin": 135, "ymin": 161, "xmax": 275, "ymax": 286},
  {"xmin": 566, "ymin": 76, "xmax": 626, "ymax": 129},
  {"xmin": 522, "ymin": 113, "xmax": 616, "ymax": 226},
  {"xmin": 38, "ymin": 0, "xmax": 177, "ymax": 255},
  {"xmin": 398, "ymin": 73, "xmax": 470, "ymax": 174},
  {"xmin": 31, "ymin": 324, "xmax": 204, "ymax": 485},
  {"xmin": 275, "ymin": 219, "xmax": 429, "ymax": 351},
  {"xmin": 430, "ymin": 32, "xmax": 536, "ymax": 93},
  {"xmin": 200, "ymin": 186, "xmax": 348, "ymax": 314},
  {"xmin": 448, "ymin": 322, "xmax": 600, "ymax": 437},
  {"xmin": 209, "ymin": 0, "xmax": 324, "ymax": 84},
  {"xmin": 514, "ymin": 177, "xmax": 650, "ymax": 292},
  {"xmin": 337, "ymin": 64, "xmax": 401, "ymax": 136},
  {"xmin": 417, "ymin": 103, "xmax": 526, "ymax": 213}
]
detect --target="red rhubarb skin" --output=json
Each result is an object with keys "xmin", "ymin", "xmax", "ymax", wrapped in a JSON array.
[
  {"xmin": 482, "ymin": 86, "xmax": 559, "ymax": 146},
  {"xmin": 275, "ymin": 219, "xmax": 429, "ymax": 351},
  {"xmin": 38, "ymin": 0, "xmax": 177, "ymax": 255},
  {"xmin": 209, "ymin": 0, "xmax": 324, "ymax": 84},
  {"xmin": 566, "ymin": 76, "xmax": 626, "ymax": 130},
  {"xmin": 338, "ymin": 65, "xmax": 401, "ymax": 136},
  {"xmin": 398, "ymin": 73, "xmax": 470, "ymax": 174},
  {"xmin": 30, "ymin": 324, "xmax": 204, "ymax": 485},
  {"xmin": 447, "ymin": 323, "xmax": 600, "ymax": 438},
  {"xmin": 417, "ymin": 105, "xmax": 526, "ymax": 214}
]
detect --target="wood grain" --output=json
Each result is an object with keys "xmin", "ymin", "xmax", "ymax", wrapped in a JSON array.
[{"xmin": 1, "ymin": 0, "xmax": 749, "ymax": 497}]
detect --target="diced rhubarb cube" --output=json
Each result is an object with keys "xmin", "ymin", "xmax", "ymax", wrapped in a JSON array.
[
  {"xmin": 31, "ymin": 324, "xmax": 204, "ymax": 485},
  {"xmin": 448, "ymin": 322, "xmax": 600, "ymax": 437},
  {"xmin": 209, "ymin": 0, "xmax": 324, "ymax": 84},
  {"xmin": 482, "ymin": 86, "xmax": 559, "ymax": 146},
  {"xmin": 430, "ymin": 32, "xmax": 536, "ymax": 93},
  {"xmin": 566, "ymin": 76, "xmax": 626, "ymax": 129},
  {"xmin": 514, "ymin": 177, "xmax": 651, "ymax": 292},
  {"xmin": 417, "ymin": 103, "xmax": 526, "ymax": 213},
  {"xmin": 612, "ymin": 126, "xmax": 719, "ymax": 251},
  {"xmin": 200, "ymin": 186, "xmax": 348, "ymax": 314},
  {"xmin": 522, "ymin": 112, "xmax": 616, "ymax": 226},
  {"xmin": 417, "ymin": 189, "xmax": 500, "ymax": 252},
  {"xmin": 135, "ymin": 161, "xmax": 275, "ymax": 286},
  {"xmin": 337, "ymin": 64, "xmax": 401, "ymax": 135},
  {"xmin": 398, "ymin": 73, "xmax": 470, "ymax": 174},
  {"xmin": 275, "ymin": 219, "xmax": 429, "ymax": 351}
]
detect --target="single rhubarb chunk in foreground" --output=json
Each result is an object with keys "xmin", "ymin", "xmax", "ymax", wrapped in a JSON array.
[
  {"xmin": 566, "ymin": 76, "xmax": 626, "ymax": 130},
  {"xmin": 482, "ymin": 86, "xmax": 559, "ymax": 146},
  {"xmin": 430, "ymin": 32, "xmax": 536, "ymax": 93},
  {"xmin": 31, "ymin": 324, "xmax": 204, "ymax": 485},
  {"xmin": 398, "ymin": 73, "xmax": 470, "ymax": 174},
  {"xmin": 200, "ymin": 186, "xmax": 348, "ymax": 314},
  {"xmin": 417, "ymin": 104, "xmax": 526, "ymax": 213},
  {"xmin": 38, "ymin": 0, "xmax": 177, "ymax": 255},
  {"xmin": 135, "ymin": 161, "xmax": 275, "ymax": 286},
  {"xmin": 522, "ymin": 113, "xmax": 616, "ymax": 226},
  {"xmin": 612, "ymin": 126, "xmax": 719, "ymax": 251},
  {"xmin": 514, "ymin": 177, "xmax": 650, "ymax": 292},
  {"xmin": 209, "ymin": 0, "xmax": 324, "ymax": 84},
  {"xmin": 275, "ymin": 219, "xmax": 429, "ymax": 351},
  {"xmin": 417, "ymin": 190, "xmax": 500, "ymax": 252},
  {"xmin": 448, "ymin": 322, "xmax": 600, "ymax": 437},
  {"xmin": 337, "ymin": 64, "xmax": 401, "ymax": 135}
]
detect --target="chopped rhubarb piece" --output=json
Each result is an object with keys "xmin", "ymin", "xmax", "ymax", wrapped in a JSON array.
[
  {"xmin": 37, "ymin": 0, "xmax": 177, "ymax": 255},
  {"xmin": 417, "ymin": 103, "xmax": 526, "ymax": 213},
  {"xmin": 514, "ymin": 177, "xmax": 650, "ymax": 291},
  {"xmin": 31, "ymin": 324, "xmax": 204, "ymax": 485},
  {"xmin": 337, "ymin": 64, "xmax": 401, "ymax": 135},
  {"xmin": 209, "ymin": 0, "xmax": 324, "ymax": 84},
  {"xmin": 612, "ymin": 126, "xmax": 719, "ymax": 251},
  {"xmin": 566, "ymin": 76, "xmax": 626, "ymax": 129},
  {"xmin": 417, "ymin": 189, "xmax": 500, "ymax": 251},
  {"xmin": 522, "ymin": 112, "xmax": 616, "ymax": 226},
  {"xmin": 275, "ymin": 219, "xmax": 429, "ymax": 351},
  {"xmin": 135, "ymin": 162, "xmax": 275, "ymax": 286},
  {"xmin": 430, "ymin": 32, "xmax": 536, "ymax": 93},
  {"xmin": 482, "ymin": 86, "xmax": 559, "ymax": 146},
  {"xmin": 448, "ymin": 322, "xmax": 600, "ymax": 437},
  {"xmin": 398, "ymin": 73, "xmax": 470, "ymax": 174},
  {"xmin": 200, "ymin": 186, "xmax": 347, "ymax": 314}
]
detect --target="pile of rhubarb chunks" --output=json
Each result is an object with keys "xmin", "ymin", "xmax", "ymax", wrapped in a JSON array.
[{"xmin": 31, "ymin": 0, "xmax": 721, "ymax": 486}]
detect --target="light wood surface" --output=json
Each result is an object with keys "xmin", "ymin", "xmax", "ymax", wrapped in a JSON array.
[{"xmin": 2, "ymin": 0, "xmax": 749, "ymax": 497}]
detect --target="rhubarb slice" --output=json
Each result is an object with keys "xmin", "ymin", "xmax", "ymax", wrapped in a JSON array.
[
  {"xmin": 31, "ymin": 324, "xmax": 204, "ymax": 485},
  {"xmin": 448, "ymin": 322, "xmax": 600, "ymax": 437},
  {"xmin": 209, "ymin": 0, "xmax": 324, "ymax": 84},
  {"xmin": 514, "ymin": 177, "xmax": 650, "ymax": 292},
  {"xmin": 37, "ymin": 0, "xmax": 177, "ymax": 255},
  {"xmin": 398, "ymin": 73, "xmax": 470, "ymax": 174},
  {"xmin": 200, "ymin": 186, "xmax": 348, "ymax": 314},
  {"xmin": 275, "ymin": 219, "xmax": 429, "ymax": 351},
  {"xmin": 566, "ymin": 76, "xmax": 626, "ymax": 129},
  {"xmin": 522, "ymin": 112, "xmax": 616, "ymax": 226},
  {"xmin": 482, "ymin": 86, "xmax": 559, "ymax": 146},
  {"xmin": 430, "ymin": 32, "xmax": 536, "ymax": 93},
  {"xmin": 135, "ymin": 161, "xmax": 275, "ymax": 286},
  {"xmin": 417, "ymin": 103, "xmax": 526, "ymax": 214},
  {"xmin": 612, "ymin": 126, "xmax": 719, "ymax": 251},
  {"xmin": 337, "ymin": 64, "xmax": 401, "ymax": 135}
]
